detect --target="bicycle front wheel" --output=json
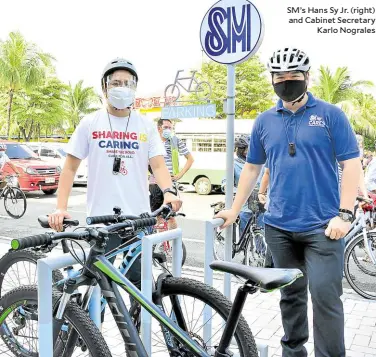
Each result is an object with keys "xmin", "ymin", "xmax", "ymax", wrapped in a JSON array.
[
  {"xmin": 4, "ymin": 187, "xmax": 27, "ymax": 219},
  {"xmin": 344, "ymin": 232, "xmax": 376, "ymax": 299},
  {"xmin": 0, "ymin": 286, "xmax": 112, "ymax": 357},
  {"xmin": 195, "ymin": 81, "xmax": 211, "ymax": 101},
  {"xmin": 130, "ymin": 277, "xmax": 257, "ymax": 356},
  {"xmin": 0, "ymin": 249, "xmax": 64, "ymax": 297}
]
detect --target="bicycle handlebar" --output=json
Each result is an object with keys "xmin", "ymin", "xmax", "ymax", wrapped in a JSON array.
[
  {"xmin": 86, "ymin": 204, "xmax": 174, "ymax": 225},
  {"xmin": 357, "ymin": 196, "xmax": 373, "ymax": 204},
  {"xmin": 11, "ymin": 231, "xmax": 90, "ymax": 251},
  {"xmin": 210, "ymin": 201, "xmax": 225, "ymax": 208},
  {"xmin": 38, "ymin": 216, "xmax": 80, "ymax": 229},
  {"xmin": 11, "ymin": 217, "xmax": 158, "ymax": 251}
]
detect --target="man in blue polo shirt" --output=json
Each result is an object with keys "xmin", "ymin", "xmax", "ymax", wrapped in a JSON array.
[{"xmin": 216, "ymin": 47, "xmax": 361, "ymax": 357}]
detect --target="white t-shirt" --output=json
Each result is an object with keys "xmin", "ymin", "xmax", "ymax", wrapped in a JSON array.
[{"xmin": 66, "ymin": 109, "xmax": 165, "ymax": 217}]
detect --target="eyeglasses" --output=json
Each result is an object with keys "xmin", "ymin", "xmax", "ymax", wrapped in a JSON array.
[{"xmin": 107, "ymin": 79, "xmax": 137, "ymax": 90}]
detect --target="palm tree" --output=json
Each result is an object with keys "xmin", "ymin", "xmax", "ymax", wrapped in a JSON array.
[
  {"xmin": 337, "ymin": 94, "xmax": 376, "ymax": 137},
  {"xmin": 311, "ymin": 66, "xmax": 373, "ymax": 104},
  {"xmin": 311, "ymin": 66, "xmax": 375, "ymax": 135},
  {"xmin": 66, "ymin": 80, "xmax": 100, "ymax": 129},
  {"xmin": 0, "ymin": 31, "xmax": 55, "ymax": 139}
]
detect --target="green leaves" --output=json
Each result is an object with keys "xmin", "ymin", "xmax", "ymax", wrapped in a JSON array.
[
  {"xmin": 0, "ymin": 31, "xmax": 100, "ymax": 140},
  {"xmin": 65, "ymin": 80, "xmax": 100, "ymax": 130},
  {"xmin": 311, "ymin": 66, "xmax": 376, "ymax": 139},
  {"xmin": 185, "ymin": 58, "xmax": 274, "ymax": 119}
]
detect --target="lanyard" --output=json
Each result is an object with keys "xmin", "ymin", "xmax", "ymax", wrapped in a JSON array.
[
  {"xmin": 107, "ymin": 110, "xmax": 131, "ymax": 159},
  {"xmin": 281, "ymin": 107, "xmax": 307, "ymax": 156}
]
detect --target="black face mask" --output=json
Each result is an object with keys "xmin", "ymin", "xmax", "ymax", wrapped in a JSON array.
[{"xmin": 273, "ymin": 80, "xmax": 307, "ymax": 103}]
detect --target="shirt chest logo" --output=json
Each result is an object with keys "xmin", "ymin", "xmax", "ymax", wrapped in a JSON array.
[{"xmin": 308, "ymin": 115, "xmax": 325, "ymax": 127}]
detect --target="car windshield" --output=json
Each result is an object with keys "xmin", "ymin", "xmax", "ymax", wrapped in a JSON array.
[
  {"xmin": 57, "ymin": 148, "xmax": 67, "ymax": 157},
  {"xmin": 5, "ymin": 144, "xmax": 40, "ymax": 160}
]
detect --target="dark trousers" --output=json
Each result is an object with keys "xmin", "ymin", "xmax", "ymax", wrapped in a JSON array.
[{"xmin": 265, "ymin": 224, "xmax": 345, "ymax": 357}]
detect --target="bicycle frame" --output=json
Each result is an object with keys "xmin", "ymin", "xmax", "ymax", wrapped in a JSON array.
[
  {"xmin": 344, "ymin": 208, "xmax": 376, "ymax": 265},
  {"xmin": 54, "ymin": 248, "xmax": 210, "ymax": 357},
  {"xmin": 173, "ymin": 70, "xmax": 198, "ymax": 92},
  {"xmin": 93, "ymin": 256, "xmax": 210, "ymax": 357},
  {"xmin": 54, "ymin": 232, "xmax": 145, "ymax": 328}
]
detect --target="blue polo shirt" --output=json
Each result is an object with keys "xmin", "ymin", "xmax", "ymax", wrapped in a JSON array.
[{"xmin": 247, "ymin": 92, "xmax": 359, "ymax": 232}]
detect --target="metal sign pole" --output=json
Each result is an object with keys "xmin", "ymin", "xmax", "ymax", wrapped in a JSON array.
[{"xmin": 224, "ymin": 63, "xmax": 236, "ymax": 299}]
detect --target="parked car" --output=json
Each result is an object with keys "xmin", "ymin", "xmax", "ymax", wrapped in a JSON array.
[
  {"xmin": 2, "ymin": 141, "xmax": 61, "ymax": 195},
  {"xmin": 27, "ymin": 142, "xmax": 88, "ymax": 185}
]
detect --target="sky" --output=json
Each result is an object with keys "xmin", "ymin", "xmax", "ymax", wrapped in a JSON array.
[{"xmin": 1, "ymin": 0, "xmax": 375, "ymax": 98}]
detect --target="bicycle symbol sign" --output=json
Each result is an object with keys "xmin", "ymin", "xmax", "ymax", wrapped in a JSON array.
[
  {"xmin": 200, "ymin": 0, "xmax": 264, "ymax": 65},
  {"xmin": 164, "ymin": 70, "xmax": 212, "ymax": 102}
]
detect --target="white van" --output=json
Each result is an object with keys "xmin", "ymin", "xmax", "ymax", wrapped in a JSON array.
[{"xmin": 175, "ymin": 119, "xmax": 255, "ymax": 195}]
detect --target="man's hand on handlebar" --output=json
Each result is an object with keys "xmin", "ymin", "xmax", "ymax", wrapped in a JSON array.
[
  {"xmin": 163, "ymin": 192, "xmax": 182, "ymax": 212},
  {"xmin": 214, "ymin": 209, "xmax": 238, "ymax": 230},
  {"xmin": 48, "ymin": 209, "xmax": 72, "ymax": 232}
]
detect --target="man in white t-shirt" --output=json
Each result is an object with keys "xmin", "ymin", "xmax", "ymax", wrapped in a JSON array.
[{"xmin": 48, "ymin": 58, "xmax": 182, "ymax": 231}]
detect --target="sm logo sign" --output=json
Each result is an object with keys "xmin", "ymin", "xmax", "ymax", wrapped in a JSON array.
[
  {"xmin": 200, "ymin": 0, "xmax": 263, "ymax": 65},
  {"xmin": 205, "ymin": 4, "xmax": 251, "ymax": 56}
]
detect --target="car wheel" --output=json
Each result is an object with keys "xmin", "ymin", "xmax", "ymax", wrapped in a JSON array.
[
  {"xmin": 194, "ymin": 177, "xmax": 212, "ymax": 195},
  {"xmin": 42, "ymin": 189, "xmax": 57, "ymax": 195}
]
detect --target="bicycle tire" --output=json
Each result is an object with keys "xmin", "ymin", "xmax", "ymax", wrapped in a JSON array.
[
  {"xmin": 0, "ymin": 249, "xmax": 64, "ymax": 297},
  {"xmin": 4, "ymin": 187, "xmax": 27, "ymax": 219},
  {"xmin": 195, "ymin": 81, "xmax": 211, "ymax": 101},
  {"xmin": 164, "ymin": 84, "xmax": 180, "ymax": 101},
  {"xmin": 155, "ymin": 241, "xmax": 187, "ymax": 267},
  {"xmin": 350, "ymin": 232, "xmax": 376, "ymax": 277},
  {"xmin": 213, "ymin": 224, "xmax": 237, "ymax": 261},
  {"xmin": 0, "ymin": 285, "xmax": 112, "ymax": 357},
  {"xmin": 129, "ymin": 276, "xmax": 257, "ymax": 357},
  {"xmin": 344, "ymin": 233, "xmax": 376, "ymax": 300},
  {"xmin": 243, "ymin": 229, "xmax": 267, "ymax": 267}
]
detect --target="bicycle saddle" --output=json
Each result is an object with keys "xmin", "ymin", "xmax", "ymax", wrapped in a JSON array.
[{"xmin": 210, "ymin": 261, "xmax": 303, "ymax": 291}]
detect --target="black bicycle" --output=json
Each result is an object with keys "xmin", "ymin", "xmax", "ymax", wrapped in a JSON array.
[
  {"xmin": 0, "ymin": 174, "xmax": 27, "ymax": 219},
  {"xmin": 0, "ymin": 206, "xmax": 302, "ymax": 357},
  {"xmin": 212, "ymin": 191, "xmax": 272, "ymax": 267}
]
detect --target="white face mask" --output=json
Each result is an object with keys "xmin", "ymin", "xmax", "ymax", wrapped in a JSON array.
[
  {"xmin": 107, "ymin": 87, "xmax": 135, "ymax": 110},
  {"xmin": 162, "ymin": 129, "xmax": 172, "ymax": 139}
]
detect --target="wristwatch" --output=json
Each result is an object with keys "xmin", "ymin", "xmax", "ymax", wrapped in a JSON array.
[
  {"xmin": 338, "ymin": 209, "xmax": 354, "ymax": 222},
  {"xmin": 163, "ymin": 187, "xmax": 177, "ymax": 196}
]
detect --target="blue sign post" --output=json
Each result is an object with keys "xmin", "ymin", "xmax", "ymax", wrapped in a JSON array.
[{"xmin": 200, "ymin": 0, "xmax": 264, "ymax": 299}]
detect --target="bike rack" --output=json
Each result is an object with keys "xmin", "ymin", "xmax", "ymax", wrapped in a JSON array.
[
  {"xmin": 204, "ymin": 218, "xmax": 269, "ymax": 357},
  {"xmin": 141, "ymin": 228, "xmax": 183, "ymax": 356},
  {"xmin": 37, "ymin": 249, "xmax": 99, "ymax": 357}
]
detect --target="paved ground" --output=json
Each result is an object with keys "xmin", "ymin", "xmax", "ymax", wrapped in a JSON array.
[{"xmin": 0, "ymin": 187, "xmax": 375, "ymax": 356}]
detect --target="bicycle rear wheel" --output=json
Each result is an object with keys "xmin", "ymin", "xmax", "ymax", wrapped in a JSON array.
[
  {"xmin": 0, "ymin": 286, "xmax": 111, "ymax": 357},
  {"xmin": 154, "ymin": 240, "xmax": 187, "ymax": 267},
  {"xmin": 129, "ymin": 277, "xmax": 257, "ymax": 356},
  {"xmin": 344, "ymin": 233, "xmax": 376, "ymax": 299},
  {"xmin": 4, "ymin": 187, "xmax": 27, "ymax": 219}
]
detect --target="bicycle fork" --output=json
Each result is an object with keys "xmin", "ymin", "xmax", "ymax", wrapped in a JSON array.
[{"xmin": 153, "ymin": 273, "xmax": 187, "ymax": 355}]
